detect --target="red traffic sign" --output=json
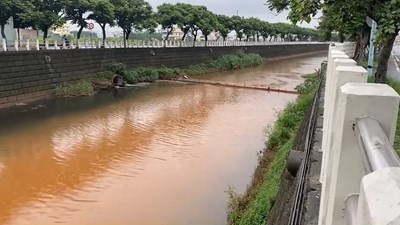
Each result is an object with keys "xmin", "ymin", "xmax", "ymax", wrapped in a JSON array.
[{"xmin": 87, "ymin": 23, "xmax": 94, "ymax": 30}]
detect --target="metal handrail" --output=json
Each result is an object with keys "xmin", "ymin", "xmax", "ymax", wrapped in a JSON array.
[
  {"xmin": 345, "ymin": 116, "xmax": 400, "ymax": 225},
  {"xmin": 354, "ymin": 116, "xmax": 400, "ymax": 173}
]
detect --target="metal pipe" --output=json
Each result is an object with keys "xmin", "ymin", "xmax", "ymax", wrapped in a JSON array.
[
  {"xmin": 344, "ymin": 194, "xmax": 359, "ymax": 225},
  {"xmin": 354, "ymin": 117, "xmax": 400, "ymax": 173}
]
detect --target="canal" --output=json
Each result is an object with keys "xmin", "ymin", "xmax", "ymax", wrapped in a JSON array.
[{"xmin": 0, "ymin": 53, "xmax": 326, "ymax": 225}]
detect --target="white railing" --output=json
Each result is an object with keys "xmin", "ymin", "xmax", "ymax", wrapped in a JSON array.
[
  {"xmin": 318, "ymin": 43, "xmax": 400, "ymax": 225},
  {"xmin": 0, "ymin": 38, "xmax": 326, "ymax": 51}
]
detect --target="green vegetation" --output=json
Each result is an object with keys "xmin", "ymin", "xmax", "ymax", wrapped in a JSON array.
[
  {"xmin": 267, "ymin": 0, "xmax": 400, "ymax": 83},
  {"xmin": 228, "ymin": 73, "xmax": 320, "ymax": 225},
  {"xmin": 55, "ymin": 80, "xmax": 96, "ymax": 97},
  {"xmin": 1, "ymin": 0, "xmax": 319, "ymax": 47},
  {"xmin": 97, "ymin": 53, "xmax": 263, "ymax": 84},
  {"xmin": 185, "ymin": 53, "xmax": 263, "ymax": 75},
  {"xmin": 386, "ymin": 78, "xmax": 400, "ymax": 155}
]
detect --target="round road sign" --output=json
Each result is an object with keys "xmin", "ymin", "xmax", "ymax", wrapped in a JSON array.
[{"xmin": 87, "ymin": 23, "xmax": 94, "ymax": 30}]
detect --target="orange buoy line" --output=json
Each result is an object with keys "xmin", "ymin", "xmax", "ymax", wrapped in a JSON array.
[{"xmin": 166, "ymin": 78, "xmax": 298, "ymax": 95}]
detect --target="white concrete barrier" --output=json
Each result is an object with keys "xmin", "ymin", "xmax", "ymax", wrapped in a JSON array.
[
  {"xmin": 321, "ymin": 83, "xmax": 399, "ymax": 225},
  {"xmin": 319, "ymin": 43, "xmax": 400, "ymax": 225}
]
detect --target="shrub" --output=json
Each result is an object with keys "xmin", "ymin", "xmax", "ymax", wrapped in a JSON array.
[
  {"xmin": 106, "ymin": 63, "xmax": 128, "ymax": 77},
  {"xmin": 158, "ymin": 66, "xmax": 177, "ymax": 80},
  {"xmin": 134, "ymin": 67, "xmax": 159, "ymax": 82},
  {"xmin": 55, "ymin": 80, "xmax": 96, "ymax": 97},
  {"xmin": 125, "ymin": 70, "xmax": 139, "ymax": 84}
]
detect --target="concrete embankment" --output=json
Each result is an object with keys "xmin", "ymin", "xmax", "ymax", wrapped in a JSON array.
[{"xmin": 0, "ymin": 44, "xmax": 327, "ymax": 108}]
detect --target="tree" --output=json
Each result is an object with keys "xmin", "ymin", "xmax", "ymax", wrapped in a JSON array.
[
  {"xmin": 156, "ymin": 3, "xmax": 180, "ymax": 40},
  {"xmin": 266, "ymin": 0, "xmax": 400, "ymax": 83},
  {"xmin": 88, "ymin": 0, "xmax": 114, "ymax": 46},
  {"xmin": 0, "ymin": 0, "xmax": 13, "ymax": 42},
  {"xmin": 215, "ymin": 15, "xmax": 231, "ymax": 41},
  {"xmin": 65, "ymin": 0, "xmax": 92, "ymax": 40},
  {"xmin": 0, "ymin": 0, "xmax": 39, "ymax": 43},
  {"xmin": 197, "ymin": 9, "xmax": 217, "ymax": 45},
  {"xmin": 231, "ymin": 15, "xmax": 244, "ymax": 41},
  {"xmin": 112, "ymin": 0, "xmax": 153, "ymax": 46},
  {"xmin": 175, "ymin": 3, "xmax": 194, "ymax": 41},
  {"xmin": 30, "ymin": 0, "xmax": 67, "ymax": 41}
]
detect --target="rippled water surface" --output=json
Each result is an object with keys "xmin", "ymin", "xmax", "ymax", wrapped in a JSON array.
[{"xmin": 0, "ymin": 53, "xmax": 326, "ymax": 225}]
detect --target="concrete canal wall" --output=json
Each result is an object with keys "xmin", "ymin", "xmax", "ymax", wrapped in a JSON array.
[{"xmin": 0, "ymin": 44, "xmax": 328, "ymax": 107}]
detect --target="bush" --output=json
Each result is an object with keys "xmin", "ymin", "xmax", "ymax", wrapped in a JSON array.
[
  {"xmin": 134, "ymin": 67, "xmax": 159, "ymax": 82},
  {"xmin": 125, "ymin": 70, "xmax": 139, "ymax": 84},
  {"xmin": 55, "ymin": 80, "xmax": 96, "ymax": 97},
  {"xmin": 158, "ymin": 66, "xmax": 178, "ymax": 80},
  {"xmin": 106, "ymin": 63, "xmax": 128, "ymax": 77}
]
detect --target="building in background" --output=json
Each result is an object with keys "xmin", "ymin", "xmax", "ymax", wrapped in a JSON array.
[
  {"xmin": 1, "ymin": 17, "xmax": 38, "ymax": 44},
  {"xmin": 53, "ymin": 24, "xmax": 71, "ymax": 36},
  {"xmin": 161, "ymin": 26, "xmax": 185, "ymax": 40}
]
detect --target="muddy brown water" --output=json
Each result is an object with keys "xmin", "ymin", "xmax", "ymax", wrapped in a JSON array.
[{"xmin": 0, "ymin": 53, "xmax": 326, "ymax": 225}]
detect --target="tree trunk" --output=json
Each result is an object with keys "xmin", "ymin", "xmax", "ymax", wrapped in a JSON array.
[
  {"xmin": 101, "ymin": 24, "xmax": 106, "ymax": 47},
  {"xmin": 204, "ymin": 35, "xmax": 208, "ymax": 46},
  {"xmin": 43, "ymin": 29, "xmax": 48, "ymax": 42},
  {"xmin": 223, "ymin": 37, "xmax": 226, "ymax": 42},
  {"xmin": 0, "ymin": 24, "xmax": 6, "ymax": 45},
  {"xmin": 182, "ymin": 31, "xmax": 187, "ymax": 41},
  {"xmin": 165, "ymin": 27, "xmax": 172, "ymax": 40},
  {"xmin": 353, "ymin": 29, "xmax": 370, "ymax": 61},
  {"xmin": 375, "ymin": 32, "xmax": 398, "ymax": 83},
  {"xmin": 124, "ymin": 29, "xmax": 131, "ymax": 48},
  {"xmin": 77, "ymin": 25, "xmax": 84, "ymax": 40},
  {"xmin": 192, "ymin": 30, "xmax": 197, "ymax": 47}
]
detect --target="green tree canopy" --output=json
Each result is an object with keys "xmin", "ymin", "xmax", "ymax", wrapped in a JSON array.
[
  {"xmin": 65, "ymin": 0, "xmax": 92, "ymax": 40},
  {"xmin": 88, "ymin": 0, "xmax": 114, "ymax": 45},
  {"xmin": 156, "ymin": 3, "xmax": 181, "ymax": 40}
]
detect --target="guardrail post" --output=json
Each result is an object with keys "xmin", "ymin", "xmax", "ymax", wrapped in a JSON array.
[
  {"xmin": 319, "ymin": 65, "xmax": 367, "ymax": 224},
  {"xmin": 320, "ymin": 50, "xmax": 349, "ymax": 181},
  {"xmin": 62, "ymin": 40, "xmax": 66, "ymax": 49},
  {"xmin": 45, "ymin": 38, "xmax": 49, "ymax": 50},
  {"xmin": 1, "ymin": 38, "xmax": 6, "ymax": 51},
  {"xmin": 356, "ymin": 167, "xmax": 400, "ymax": 225},
  {"xmin": 26, "ymin": 39, "xmax": 30, "ymax": 51},
  {"xmin": 14, "ymin": 39, "xmax": 19, "ymax": 51},
  {"xmin": 321, "ymin": 83, "xmax": 400, "ymax": 225}
]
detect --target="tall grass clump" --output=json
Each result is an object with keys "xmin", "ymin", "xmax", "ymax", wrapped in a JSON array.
[
  {"xmin": 228, "ymin": 73, "xmax": 320, "ymax": 225},
  {"xmin": 55, "ymin": 80, "xmax": 96, "ymax": 97}
]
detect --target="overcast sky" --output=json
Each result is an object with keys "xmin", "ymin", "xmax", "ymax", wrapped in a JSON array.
[{"xmin": 70, "ymin": 0, "xmax": 320, "ymax": 37}]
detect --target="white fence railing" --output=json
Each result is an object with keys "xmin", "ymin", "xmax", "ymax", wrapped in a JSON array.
[
  {"xmin": 0, "ymin": 38, "xmax": 326, "ymax": 52},
  {"xmin": 318, "ymin": 43, "xmax": 400, "ymax": 225}
]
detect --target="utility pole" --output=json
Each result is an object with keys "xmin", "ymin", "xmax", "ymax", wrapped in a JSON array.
[{"xmin": 366, "ymin": 17, "xmax": 377, "ymax": 78}]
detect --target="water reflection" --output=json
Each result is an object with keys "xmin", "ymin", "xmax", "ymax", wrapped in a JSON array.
[{"xmin": 0, "ymin": 53, "xmax": 326, "ymax": 225}]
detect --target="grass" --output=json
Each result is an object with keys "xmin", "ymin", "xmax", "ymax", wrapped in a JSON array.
[
  {"xmin": 56, "ymin": 53, "xmax": 262, "ymax": 98},
  {"xmin": 97, "ymin": 53, "xmax": 263, "ymax": 84},
  {"xmin": 227, "ymin": 73, "xmax": 320, "ymax": 225},
  {"xmin": 386, "ymin": 78, "xmax": 400, "ymax": 155},
  {"xmin": 55, "ymin": 80, "xmax": 96, "ymax": 97}
]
